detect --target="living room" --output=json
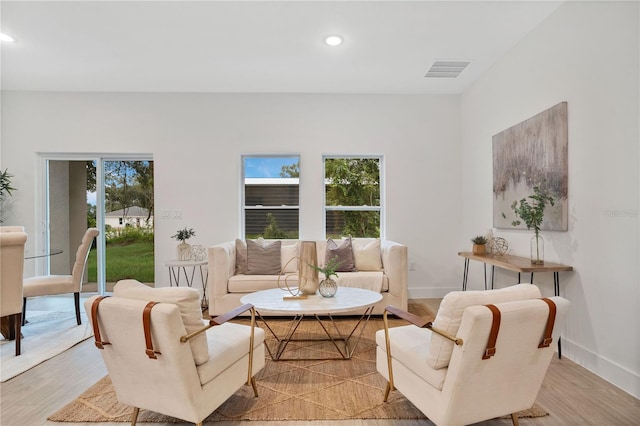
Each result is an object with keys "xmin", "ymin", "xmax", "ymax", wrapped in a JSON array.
[{"xmin": 1, "ymin": 1, "xmax": 638, "ymax": 424}]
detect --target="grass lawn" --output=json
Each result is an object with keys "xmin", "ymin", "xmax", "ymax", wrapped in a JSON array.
[{"xmin": 87, "ymin": 241, "xmax": 154, "ymax": 283}]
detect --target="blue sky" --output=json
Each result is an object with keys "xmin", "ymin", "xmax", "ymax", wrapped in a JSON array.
[{"xmin": 244, "ymin": 156, "xmax": 298, "ymax": 178}]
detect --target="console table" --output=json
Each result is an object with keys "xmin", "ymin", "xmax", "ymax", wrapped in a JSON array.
[
  {"xmin": 458, "ymin": 251, "xmax": 573, "ymax": 358},
  {"xmin": 458, "ymin": 252, "xmax": 573, "ymax": 295}
]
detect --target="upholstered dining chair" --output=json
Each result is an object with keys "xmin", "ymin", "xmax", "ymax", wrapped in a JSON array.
[
  {"xmin": 0, "ymin": 229, "xmax": 28, "ymax": 355},
  {"xmin": 0, "ymin": 226, "xmax": 26, "ymax": 233},
  {"xmin": 376, "ymin": 284, "xmax": 569, "ymax": 426},
  {"xmin": 85, "ymin": 279, "xmax": 265, "ymax": 426},
  {"xmin": 22, "ymin": 227, "xmax": 99, "ymax": 326}
]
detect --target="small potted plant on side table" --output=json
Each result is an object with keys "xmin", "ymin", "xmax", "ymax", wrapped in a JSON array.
[
  {"xmin": 471, "ymin": 236, "xmax": 488, "ymax": 255},
  {"xmin": 172, "ymin": 227, "xmax": 195, "ymax": 261}
]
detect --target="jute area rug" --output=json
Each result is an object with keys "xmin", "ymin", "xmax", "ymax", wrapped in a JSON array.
[{"xmin": 49, "ymin": 302, "xmax": 547, "ymax": 423}]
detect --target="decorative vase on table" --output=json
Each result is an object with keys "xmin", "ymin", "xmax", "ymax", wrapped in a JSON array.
[
  {"xmin": 299, "ymin": 241, "xmax": 319, "ymax": 295},
  {"xmin": 530, "ymin": 233, "xmax": 544, "ymax": 265},
  {"xmin": 177, "ymin": 242, "xmax": 192, "ymax": 261},
  {"xmin": 319, "ymin": 277, "xmax": 338, "ymax": 298}
]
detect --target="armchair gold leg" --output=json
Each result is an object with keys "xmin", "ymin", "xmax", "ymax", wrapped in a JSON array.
[
  {"xmin": 247, "ymin": 307, "xmax": 256, "ymax": 387},
  {"xmin": 130, "ymin": 407, "xmax": 139, "ymax": 426},
  {"xmin": 250, "ymin": 376, "xmax": 259, "ymax": 397},
  {"xmin": 383, "ymin": 382, "xmax": 393, "ymax": 402},
  {"xmin": 511, "ymin": 413, "xmax": 519, "ymax": 426},
  {"xmin": 382, "ymin": 310, "xmax": 395, "ymax": 402}
]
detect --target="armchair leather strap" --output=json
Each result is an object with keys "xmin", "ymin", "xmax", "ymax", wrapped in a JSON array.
[
  {"xmin": 143, "ymin": 301, "xmax": 161, "ymax": 359},
  {"xmin": 482, "ymin": 304, "xmax": 501, "ymax": 360},
  {"xmin": 91, "ymin": 296, "xmax": 111, "ymax": 349},
  {"xmin": 538, "ymin": 298, "xmax": 557, "ymax": 348}
]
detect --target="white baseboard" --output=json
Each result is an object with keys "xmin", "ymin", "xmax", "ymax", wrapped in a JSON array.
[{"xmin": 561, "ymin": 337, "xmax": 640, "ymax": 399}]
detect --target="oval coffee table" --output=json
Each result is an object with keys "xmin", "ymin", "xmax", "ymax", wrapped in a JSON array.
[{"xmin": 241, "ymin": 287, "xmax": 382, "ymax": 361}]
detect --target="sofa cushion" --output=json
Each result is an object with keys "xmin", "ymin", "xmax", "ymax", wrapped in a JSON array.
[
  {"xmin": 228, "ymin": 274, "xmax": 299, "ymax": 293},
  {"xmin": 352, "ymin": 238, "xmax": 383, "ymax": 271},
  {"xmin": 427, "ymin": 284, "xmax": 542, "ymax": 369},
  {"xmin": 281, "ymin": 241, "xmax": 299, "ymax": 273},
  {"xmin": 326, "ymin": 237, "xmax": 356, "ymax": 272},
  {"xmin": 246, "ymin": 239, "xmax": 282, "ymax": 275},
  {"xmin": 333, "ymin": 271, "xmax": 384, "ymax": 292},
  {"xmin": 113, "ymin": 279, "xmax": 209, "ymax": 366},
  {"xmin": 235, "ymin": 239, "xmax": 248, "ymax": 274}
]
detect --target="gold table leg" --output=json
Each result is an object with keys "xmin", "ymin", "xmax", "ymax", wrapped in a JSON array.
[{"xmin": 256, "ymin": 306, "xmax": 375, "ymax": 361}]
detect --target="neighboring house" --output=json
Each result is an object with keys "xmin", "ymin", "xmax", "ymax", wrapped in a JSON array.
[{"xmin": 105, "ymin": 206, "xmax": 152, "ymax": 229}]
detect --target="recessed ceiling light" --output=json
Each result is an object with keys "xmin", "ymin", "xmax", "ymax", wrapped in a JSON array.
[
  {"xmin": 0, "ymin": 33, "xmax": 15, "ymax": 43},
  {"xmin": 324, "ymin": 35, "xmax": 343, "ymax": 46}
]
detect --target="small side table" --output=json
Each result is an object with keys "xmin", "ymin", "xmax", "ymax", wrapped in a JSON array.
[{"xmin": 164, "ymin": 259, "xmax": 209, "ymax": 309}]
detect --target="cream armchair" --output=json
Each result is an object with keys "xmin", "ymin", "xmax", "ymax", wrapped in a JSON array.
[
  {"xmin": 84, "ymin": 280, "xmax": 265, "ymax": 426},
  {"xmin": 377, "ymin": 285, "xmax": 569, "ymax": 426},
  {"xmin": 23, "ymin": 227, "xmax": 99, "ymax": 325},
  {"xmin": 0, "ymin": 229, "xmax": 27, "ymax": 355}
]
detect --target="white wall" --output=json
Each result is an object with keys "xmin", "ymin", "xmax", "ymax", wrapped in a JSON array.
[
  {"xmin": 0, "ymin": 92, "xmax": 462, "ymax": 295},
  {"xmin": 460, "ymin": 1, "xmax": 639, "ymax": 397}
]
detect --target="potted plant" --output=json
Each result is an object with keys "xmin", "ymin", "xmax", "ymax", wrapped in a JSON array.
[
  {"xmin": 309, "ymin": 255, "xmax": 343, "ymax": 297},
  {"xmin": 471, "ymin": 235, "xmax": 488, "ymax": 255},
  {"xmin": 510, "ymin": 184, "xmax": 555, "ymax": 265},
  {"xmin": 172, "ymin": 227, "xmax": 195, "ymax": 261},
  {"xmin": 0, "ymin": 168, "xmax": 16, "ymax": 223}
]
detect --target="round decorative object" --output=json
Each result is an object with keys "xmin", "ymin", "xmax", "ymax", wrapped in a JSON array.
[
  {"xmin": 487, "ymin": 237, "xmax": 509, "ymax": 255},
  {"xmin": 190, "ymin": 244, "xmax": 207, "ymax": 261},
  {"xmin": 318, "ymin": 278, "xmax": 338, "ymax": 298}
]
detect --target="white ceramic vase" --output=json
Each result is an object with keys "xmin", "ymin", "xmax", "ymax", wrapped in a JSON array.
[{"xmin": 177, "ymin": 242, "xmax": 192, "ymax": 261}]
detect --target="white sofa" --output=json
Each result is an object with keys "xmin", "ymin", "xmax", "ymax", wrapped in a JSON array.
[{"xmin": 208, "ymin": 238, "xmax": 408, "ymax": 316}]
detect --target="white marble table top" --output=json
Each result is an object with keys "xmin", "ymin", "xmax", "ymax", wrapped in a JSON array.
[{"xmin": 240, "ymin": 287, "xmax": 382, "ymax": 315}]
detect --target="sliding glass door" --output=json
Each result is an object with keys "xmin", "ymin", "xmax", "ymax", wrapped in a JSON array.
[{"xmin": 43, "ymin": 154, "xmax": 153, "ymax": 294}]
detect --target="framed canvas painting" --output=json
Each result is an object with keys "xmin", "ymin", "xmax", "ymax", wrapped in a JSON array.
[{"xmin": 493, "ymin": 102, "xmax": 568, "ymax": 231}]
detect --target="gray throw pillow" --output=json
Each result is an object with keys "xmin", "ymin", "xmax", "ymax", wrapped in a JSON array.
[
  {"xmin": 326, "ymin": 237, "xmax": 356, "ymax": 272},
  {"xmin": 246, "ymin": 239, "xmax": 282, "ymax": 275},
  {"xmin": 235, "ymin": 239, "xmax": 248, "ymax": 274}
]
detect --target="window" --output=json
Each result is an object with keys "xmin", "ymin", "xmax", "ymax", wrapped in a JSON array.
[
  {"xmin": 324, "ymin": 156, "xmax": 383, "ymax": 238},
  {"xmin": 242, "ymin": 155, "xmax": 299, "ymax": 239}
]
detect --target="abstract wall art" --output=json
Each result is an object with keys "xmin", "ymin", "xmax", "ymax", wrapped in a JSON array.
[{"xmin": 493, "ymin": 101, "xmax": 568, "ymax": 231}]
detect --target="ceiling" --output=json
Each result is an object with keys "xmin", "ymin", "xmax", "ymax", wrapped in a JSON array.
[{"xmin": 0, "ymin": 1, "xmax": 564, "ymax": 94}]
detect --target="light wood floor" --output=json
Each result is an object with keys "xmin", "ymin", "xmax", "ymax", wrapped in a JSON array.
[{"xmin": 1, "ymin": 295, "xmax": 639, "ymax": 426}]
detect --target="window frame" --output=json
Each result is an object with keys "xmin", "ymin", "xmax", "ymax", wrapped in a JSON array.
[
  {"xmin": 323, "ymin": 155, "xmax": 385, "ymax": 239},
  {"xmin": 241, "ymin": 154, "xmax": 300, "ymax": 239}
]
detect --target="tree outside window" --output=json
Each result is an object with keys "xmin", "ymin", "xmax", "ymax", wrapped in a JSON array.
[{"xmin": 324, "ymin": 157, "xmax": 382, "ymax": 238}]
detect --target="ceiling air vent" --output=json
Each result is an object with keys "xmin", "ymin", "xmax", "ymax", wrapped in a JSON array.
[{"xmin": 425, "ymin": 60, "xmax": 470, "ymax": 78}]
